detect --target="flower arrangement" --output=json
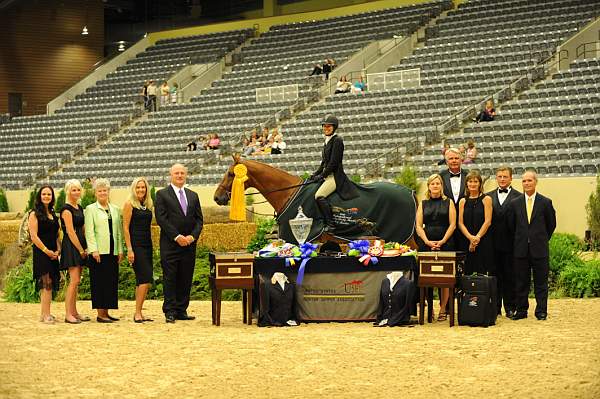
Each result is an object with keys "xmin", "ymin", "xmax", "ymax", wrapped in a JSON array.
[{"xmin": 383, "ymin": 242, "xmax": 417, "ymax": 257}]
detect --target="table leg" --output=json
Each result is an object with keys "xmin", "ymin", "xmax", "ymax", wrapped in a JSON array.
[
  {"xmin": 211, "ymin": 283, "xmax": 216, "ymax": 325},
  {"xmin": 449, "ymin": 286, "xmax": 455, "ymax": 327},
  {"xmin": 247, "ymin": 289, "xmax": 253, "ymax": 325},
  {"xmin": 242, "ymin": 289, "xmax": 247, "ymax": 324},
  {"xmin": 216, "ymin": 289, "xmax": 222, "ymax": 326},
  {"xmin": 427, "ymin": 287, "xmax": 433, "ymax": 323},
  {"xmin": 419, "ymin": 287, "xmax": 425, "ymax": 325}
]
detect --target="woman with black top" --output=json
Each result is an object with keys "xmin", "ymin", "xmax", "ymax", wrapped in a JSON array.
[
  {"xmin": 458, "ymin": 170, "xmax": 494, "ymax": 275},
  {"xmin": 415, "ymin": 174, "xmax": 456, "ymax": 321},
  {"xmin": 29, "ymin": 185, "xmax": 61, "ymax": 324},
  {"xmin": 84, "ymin": 178, "xmax": 124, "ymax": 323},
  {"xmin": 123, "ymin": 177, "xmax": 154, "ymax": 323},
  {"xmin": 60, "ymin": 179, "xmax": 89, "ymax": 324}
]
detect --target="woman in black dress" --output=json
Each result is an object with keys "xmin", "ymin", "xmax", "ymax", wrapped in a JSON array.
[
  {"xmin": 60, "ymin": 179, "xmax": 89, "ymax": 324},
  {"xmin": 415, "ymin": 173, "xmax": 456, "ymax": 321},
  {"xmin": 123, "ymin": 177, "xmax": 154, "ymax": 323},
  {"xmin": 458, "ymin": 170, "xmax": 494, "ymax": 275},
  {"xmin": 85, "ymin": 178, "xmax": 124, "ymax": 323},
  {"xmin": 28, "ymin": 185, "xmax": 61, "ymax": 324}
]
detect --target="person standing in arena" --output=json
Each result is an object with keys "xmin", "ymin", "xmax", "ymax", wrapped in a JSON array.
[
  {"xmin": 439, "ymin": 148, "xmax": 469, "ymax": 249},
  {"xmin": 154, "ymin": 164, "xmax": 204, "ymax": 323},
  {"xmin": 508, "ymin": 170, "xmax": 556, "ymax": 321},
  {"xmin": 146, "ymin": 80, "xmax": 157, "ymax": 112},
  {"xmin": 486, "ymin": 166, "xmax": 521, "ymax": 318},
  {"xmin": 309, "ymin": 115, "xmax": 359, "ymax": 231}
]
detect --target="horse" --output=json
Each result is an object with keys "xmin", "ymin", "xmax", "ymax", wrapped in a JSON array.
[{"xmin": 214, "ymin": 155, "xmax": 418, "ymax": 246}]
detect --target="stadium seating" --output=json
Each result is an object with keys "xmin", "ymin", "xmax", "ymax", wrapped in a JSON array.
[
  {"xmin": 45, "ymin": 0, "xmax": 449, "ymax": 188},
  {"xmin": 0, "ymin": 29, "xmax": 253, "ymax": 189}
]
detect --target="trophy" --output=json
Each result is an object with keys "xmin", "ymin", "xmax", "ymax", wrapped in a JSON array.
[{"xmin": 288, "ymin": 206, "xmax": 313, "ymax": 245}]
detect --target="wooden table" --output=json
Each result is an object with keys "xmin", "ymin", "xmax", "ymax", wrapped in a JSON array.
[
  {"xmin": 209, "ymin": 252, "xmax": 255, "ymax": 326},
  {"xmin": 417, "ymin": 251, "xmax": 465, "ymax": 327}
]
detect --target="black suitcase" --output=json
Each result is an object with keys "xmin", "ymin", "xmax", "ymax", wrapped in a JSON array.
[{"xmin": 457, "ymin": 275, "xmax": 498, "ymax": 327}]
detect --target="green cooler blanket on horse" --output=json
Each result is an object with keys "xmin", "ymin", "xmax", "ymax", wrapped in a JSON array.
[{"xmin": 277, "ymin": 181, "xmax": 416, "ymax": 244}]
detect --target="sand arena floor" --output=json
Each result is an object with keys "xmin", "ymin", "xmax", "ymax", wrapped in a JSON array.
[{"xmin": 0, "ymin": 298, "xmax": 599, "ymax": 399}]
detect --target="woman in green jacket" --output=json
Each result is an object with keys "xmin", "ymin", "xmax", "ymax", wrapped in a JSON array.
[{"xmin": 85, "ymin": 178, "xmax": 124, "ymax": 323}]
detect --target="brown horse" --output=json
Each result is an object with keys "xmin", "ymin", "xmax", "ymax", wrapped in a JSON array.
[
  {"xmin": 214, "ymin": 155, "xmax": 418, "ymax": 247},
  {"xmin": 213, "ymin": 155, "xmax": 302, "ymax": 214}
]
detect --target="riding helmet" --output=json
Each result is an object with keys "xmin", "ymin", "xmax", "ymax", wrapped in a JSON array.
[{"xmin": 321, "ymin": 114, "xmax": 339, "ymax": 131}]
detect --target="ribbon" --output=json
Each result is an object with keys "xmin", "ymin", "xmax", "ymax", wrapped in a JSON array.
[
  {"xmin": 229, "ymin": 164, "xmax": 248, "ymax": 221},
  {"xmin": 295, "ymin": 242, "xmax": 318, "ymax": 285},
  {"xmin": 348, "ymin": 239, "xmax": 381, "ymax": 266}
]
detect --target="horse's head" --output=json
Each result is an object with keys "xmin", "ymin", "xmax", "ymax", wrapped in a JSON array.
[{"xmin": 213, "ymin": 154, "xmax": 243, "ymax": 205}]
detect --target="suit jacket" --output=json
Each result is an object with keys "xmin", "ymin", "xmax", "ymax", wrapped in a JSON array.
[
  {"xmin": 485, "ymin": 187, "xmax": 522, "ymax": 252},
  {"xmin": 258, "ymin": 277, "xmax": 298, "ymax": 327},
  {"xmin": 84, "ymin": 202, "xmax": 124, "ymax": 255},
  {"xmin": 439, "ymin": 168, "xmax": 469, "ymax": 209},
  {"xmin": 375, "ymin": 276, "xmax": 415, "ymax": 326},
  {"xmin": 155, "ymin": 185, "xmax": 203, "ymax": 253},
  {"xmin": 508, "ymin": 192, "xmax": 556, "ymax": 259},
  {"xmin": 313, "ymin": 134, "xmax": 359, "ymax": 200}
]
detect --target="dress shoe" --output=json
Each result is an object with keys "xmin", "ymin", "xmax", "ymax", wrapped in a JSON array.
[
  {"xmin": 134, "ymin": 315, "xmax": 144, "ymax": 324},
  {"xmin": 175, "ymin": 313, "xmax": 195, "ymax": 320},
  {"xmin": 535, "ymin": 313, "xmax": 547, "ymax": 321},
  {"xmin": 76, "ymin": 314, "xmax": 91, "ymax": 322},
  {"xmin": 107, "ymin": 315, "xmax": 120, "ymax": 321},
  {"xmin": 96, "ymin": 317, "xmax": 114, "ymax": 323},
  {"xmin": 166, "ymin": 314, "xmax": 176, "ymax": 323},
  {"xmin": 510, "ymin": 312, "xmax": 527, "ymax": 320},
  {"xmin": 65, "ymin": 318, "xmax": 82, "ymax": 324},
  {"xmin": 505, "ymin": 310, "xmax": 516, "ymax": 318}
]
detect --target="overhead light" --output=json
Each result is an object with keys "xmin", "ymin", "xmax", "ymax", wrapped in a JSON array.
[
  {"xmin": 143, "ymin": 32, "xmax": 147, "ymax": 38},
  {"xmin": 81, "ymin": 26, "xmax": 88, "ymax": 35},
  {"xmin": 118, "ymin": 43, "xmax": 125, "ymax": 51}
]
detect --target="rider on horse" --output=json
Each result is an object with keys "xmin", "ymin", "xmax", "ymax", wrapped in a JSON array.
[{"xmin": 310, "ymin": 114, "xmax": 359, "ymax": 231}]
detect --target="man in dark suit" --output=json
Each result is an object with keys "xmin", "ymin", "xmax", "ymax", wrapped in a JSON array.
[
  {"xmin": 310, "ymin": 114, "xmax": 359, "ymax": 231},
  {"xmin": 486, "ymin": 166, "xmax": 522, "ymax": 318},
  {"xmin": 439, "ymin": 148, "xmax": 468, "ymax": 249},
  {"xmin": 155, "ymin": 163, "xmax": 204, "ymax": 323},
  {"xmin": 508, "ymin": 170, "xmax": 556, "ymax": 321}
]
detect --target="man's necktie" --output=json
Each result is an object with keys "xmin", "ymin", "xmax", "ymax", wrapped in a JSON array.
[
  {"xmin": 449, "ymin": 172, "xmax": 461, "ymax": 178},
  {"xmin": 179, "ymin": 189, "xmax": 187, "ymax": 216},
  {"xmin": 527, "ymin": 197, "xmax": 533, "ymax": 224},
  {"xmin": 499, "ymin": 188, "xmax": 509, "ymax": 194}
]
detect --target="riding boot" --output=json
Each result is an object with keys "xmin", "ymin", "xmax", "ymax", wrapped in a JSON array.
[{"xmin": 316, "ymin": 197, "xmax": 335, "ymax": 232}]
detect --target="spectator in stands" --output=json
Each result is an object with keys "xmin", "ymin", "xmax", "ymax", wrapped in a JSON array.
[
  {"xmin": 473, "ymin": 100, "xmax": 496, "ymax": 123},
  {"xmin": 256, "ymin": 136, "xmax": 275, "ymax": 155},
  {"xmin": 262, "ymin": 126, "xmax": 271, "ymax": 140},
  {"xmin": 60, "ymin": 179, "xmax": 89, "ymax": 324},
  {"xmin": 141, "ymin": 80, "xmax": 149, "ymax": 110},
  {"xmin": 271, "ymin": 134, "xmax": 287, "ymax": 155},
  {"xmin": 437, "ymin": 141, "xmax": 450, "ymax": 165},
  {"xmin": 322, "ymin": 59, "xmax": 333, "ymax": 80},
  {"xmin": 170, "ymin": 83, "xmax": 178, "ymax": 104},
  {"xmin": 146, "ymin": 80, "xmax": 158, "ymax": 112},
  {"xmin": 458, "ymin": 144, "xmax": 466, "ymax": 159},
  {"xmin": 351, "ymin": 77, "xmax": 366, "ymax": 94},
  {"xmin": 123, "ymin": 177, "xmax": 154, "ymax": 323},
  {"xmin": 309, "ymin": 63, "xmax": 323, "ymax": 76},
  {"xmin": 243, "ymin": 131, "xmax": 260, "ymax": 156},
  {"xmin": 160, "ymin": 81, "xmax": 170, "ymax": 108},
  {"xmin": 186, "ymin": 138, "xmax": 198, "ymax": 152},
  {"xmin": 84, "ymin": 178, "xmax": 124, "ymax": 323},
  {"xmin": 207, "ymin": 134, "xmax": 220, "ymax": 150},
  {"xmin": 29, "ymin": 185, "xmax": 60, "ymax": 324},
  {"xmin": 463, "ymin": 140, "xmax": 478, "ymax": 164},
  {"xmin": 335, "ymin": 76, "xmax": 352, "ymax": 94}
]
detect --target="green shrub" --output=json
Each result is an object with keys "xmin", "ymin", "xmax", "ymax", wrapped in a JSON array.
[
  {"xmin": 25, "ymin": 187, "xmax": 36, "ymax": 213},
  {"xmin": 81, "ymin": 181, "xmax": 96, "ymax": 208},
  {"xmin": 0, "ymin": 188, "xmax": 9, "ymax": 212},
  {"xmin": 300, "ymin": 172, "xmax": 310, "ymax": 180},
  {"xmin": 548, "ymin": 233, "xmax": 585, "ymax": 291},
  {"xmin": 394, "ymin": 164, "xmax": 422, "ymax": 193},
  {"xmin": 586, "ymin": 174, "xmax": 600, "ymax": 249},
  {"xmin": 150, "ymin": 185, "xmax": 156, "ymax": 203},
  {"xmin": 4, "ymin": 257, "xmax": 38, "ymax": 303},
  {"xmin": 558, "ymin": 259, "xmax": 600, "ymax": 298},
  {"xmin": 54, "ymin": 189, "xmax": 66, "ymax": 212},
  {"xmin": 351, "ymin": 174, "xmax": 361, "ymax": 183},
  {"xmin": 246, "ymin": 217, "xmax": 276, "ymax": 252}
]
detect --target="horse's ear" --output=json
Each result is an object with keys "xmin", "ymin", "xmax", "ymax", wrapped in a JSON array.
[{"xmin": 232, "ymin": 153, "xmax": 241, "ymax": 164}]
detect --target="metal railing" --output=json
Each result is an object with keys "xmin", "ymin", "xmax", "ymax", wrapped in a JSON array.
[
  {"xmin": 256, "ymin": 84, "xmax": 299, "ymax": 103},
  {"xmin": 361, "ymin": 46, "xmax": 569, "ymax": 180},
  {"xmin": 575, "ymin": 41, "xmax": 600, "ymax": 60},
  {"xmin": 367, "ymin": 68, "xmax": 421, "ymax": 92}
]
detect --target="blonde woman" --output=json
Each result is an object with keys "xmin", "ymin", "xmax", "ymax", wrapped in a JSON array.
[
  {"xmin": 458, "ymin": 171, "xmax": 494, "ymax": 276},
  {"xmin": 123, "ymin": 177, "xmax": 154, "ymax": 323},
  {"xmin": 59, "ymin": 179, "xmax": 89, "ymax": 324},
  {"xmin": 84, "ymin": 179, "xmax": 124, "ymax": 323},
  {"xmin": 415, "ymin": 174, "xmax": 456, "ymax": 321}
]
